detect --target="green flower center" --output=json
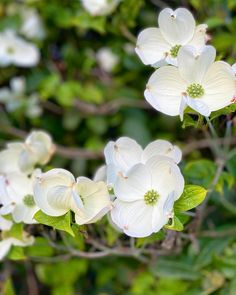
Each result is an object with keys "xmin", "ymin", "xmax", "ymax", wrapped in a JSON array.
[
  {"xmin": 186, "ymin": 83, "xmax": 205, "ymax": 98},
  {"xmin": 170, "ymin": 45, "xmax": 181, "ymax": 58},
  {"xmin": 23, "ymin": 194, "xmax": 35, "ymax": 207},
  {"xmin": 144, "ymin": 189, "xmax": 159, "ymax": 206},
  {"xmin": 7, "ymin": 47, "xmax": 14, "ymax": 54}
]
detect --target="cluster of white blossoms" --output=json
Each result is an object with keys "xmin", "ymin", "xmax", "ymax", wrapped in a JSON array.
[
  {"xmin": 0, "ymin": 131, "xmax": 55, "ymax": 259},
  {"xmin": 0, "ymin": 77, "xmax": 42, "ymax": 118},
  {"xmin": 94, "ymin": 137, "xmax": 184, "ymax": 237},
  {"xmin": 0, "ymin": 130, "xmax": 185, "ymax": 260},
  {"xmin": 81, "ymin": 0, "xmax": 120, "ymax": 16},
  {"xmin": 136, "ymin": 8, "xmax": 236, "ymax": 119}
]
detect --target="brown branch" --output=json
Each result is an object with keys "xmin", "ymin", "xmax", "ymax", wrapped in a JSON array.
[
  {"xmin": 74, "ymin": 98, "xmax": 150, "ymax": 116},
  {"xmin": 3, "ymin": 125, "xmax": 236, "ymax": 160},
  {"xmin": 182, "ymin": 137, "xmax": 236, "ymax": 156}
]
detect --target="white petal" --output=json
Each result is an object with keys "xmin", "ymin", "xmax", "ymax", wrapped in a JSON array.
[
  {"xmin": 93, "ymin": 165, "xmax": 107, "ymax": 182},
  {"xmin": 152, "ymin": 203, "xmax": 169, "ymax": 233},
  {"xmin": 0, "ymin": 215, "xmax": 13, "ymax": 231},
  {"xmin": 186, "ymin": 96, "xmax": 211, "ymax": 116},
  {"xmin": 25, "ymin": 131, "xmax": 55, "ymax": 165},
  {"xmin": 158, "ymin": 8, "xmax": 195, "ymax": 45},
  {"xmin": 202, "ymin": 61, "xmax": 236, "ymax": 111},
  {"xmin": 111, "ymin": 199, "xmax": 154, "ymax": 237},
  {"xmin": 4, "ymin": 172, "xmax": 33, "ymax": 204},
  {"xmin": 33, "ymin": 168, "xmax": 75, "ymax": 216},
  {"xmin": 0, "ymin": 240, "xmax": 12, "ymax": 260},
  {"xmin": 146, "ymin": 156, "xmax": 184, "ymax": 200},
  {"xmin": 12, "ymin": 203, "xmax": 38, "ymax": 224},
  {"xmin": 188, "ymin": 24, "xmax": 208, "ymax": 49},
  {"xmin": 135, "ymin": 28, "xmax": 170, "ymax": 65},
  {"xmin": 232, "ymin": 63, "xmax": 236, "ymax": 76},
  {"xmin": 11, "ymin": 38, "xmax": 40, "ymax": 67},
  {"xmin": 178, "ymin": 45, "xmax": 216, "ymax": 83},
  {"xmin": 106, "ymin": 164, "xmax": 120, "ymax": 186},
  {"xmin": 104, "ymin": 137, "xmax": 142, "ymax": 172},
  {"xmin": 0, "ymin": 148, "xmax": 21, "ymax": 174},
  {"xmin": 114, "ymin": 163, "xmax": 151, "ymax": 202},
  {"xmin": 179, "ymin": 96, "xmax": 187, "ymax": 121},
  {"xmin": 144, "ymin": 66, "xmax": 186, "ymax": 116},
  {"xmin": 142, "ymin": 139, "xmax": 182, "ymax": 164},
  {"xmin": 73, "ymin": 178, "xmax": 111, "ymax": 224}
]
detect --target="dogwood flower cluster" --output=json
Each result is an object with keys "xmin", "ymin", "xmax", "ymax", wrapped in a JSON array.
[
  {"xmin": 0, "ymin": 131, "xmax": 113, "ymax": 259},
  {"xmin": 81, "ymin": 0, "xmax": 120, "ymax": 16},
  {"xmin": 136, "ymin": 7, "xmax": 236, "ymax": 118},
  {"xmin": 0, "ymin": 131, "xmax": 54, "ymax": 260},
  {"xmin": 100, "ymin": 137, "xmax": 184, "ymax": 237}
]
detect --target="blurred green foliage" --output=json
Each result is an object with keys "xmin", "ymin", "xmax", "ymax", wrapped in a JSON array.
[{"xmin": 1, "ymin": 0, "xmax": 236, "ymax": 294}]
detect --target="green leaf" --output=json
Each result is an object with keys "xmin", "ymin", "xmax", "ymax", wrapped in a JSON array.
[
  {"xmin": 194, "ymin": 238, "xmax": 233, "ymax": 269},
  {"xmin": 184, "ymin": 159, "xmax": 216, "ymax": 187},
  {"xmin": 174, "ymin": 185, "xmax": 207, "ymax": 212},
  {"xmin": 3, "ymin": 278, "xmax": 15, "ymax": 295},
  {"xmin": 7, "ymin": 246, "xmax": 25, "ymax": 261},
  {"xmin": 151, "ymin": 258, "xmax": 200, "ymax": 281},
  {"xmin": 26, "ymin": 237, "xmax": 54, "ymax": 257},
  {"xmin": 3, "ymin": 223, "xmax": 23, "ymax": 240},
  {"xmin": 165, "ymin": 216, "xmax": 183, "ymax": 231},
  {"xmin": 34, "ymin": 211, "xmax": 74, "ymax": 237},
  {"xmin": 136, "ymin": 231, "xmax": 165, "ymax": 248}
]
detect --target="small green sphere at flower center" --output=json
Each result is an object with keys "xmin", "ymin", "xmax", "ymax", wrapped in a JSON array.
[
  {"xmin": 23, "ymin": 194, "xmax": 35, "ymax": 207},
  {"xmin": 186, "ymin": 83, "xmax": 205, "ymax": 98},
  {"xmin": 7, "ymin": 47, "xmax": 14, "ymax": 55},
  {"xmin": 170, "ymin": 45, "xmax": 181, "ymax": 58},
  {"xmin": 144, "ymin": 189, "xmax": 159, "ymax": 206}
]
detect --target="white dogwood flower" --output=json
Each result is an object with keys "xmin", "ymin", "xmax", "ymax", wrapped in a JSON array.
[
  {"xmin": 0, "ymin": 30, "xmax": 40, "ymax": 67},
  {"xmin": 0, "ymin": 131, "xmax": 55, "ymax": 175},
  {"xmin": 96, "ymin": 48, "xmax": 119, "ymax": 72},
  {"xmin": 73, "ymin": 177, "xmax": 111, "ymax": 225},
  {"xmin": 20, "ymin": 8, "xmax": 45, "ymax": 40},
  {"xmin": 104, "ymin": 137, "xmax": 182, "ymax": 185},
  {"xmin": 111, "ymin": 156, "xmax": 184, "ymax": 237},
  {"xmin": 0, "ymin": 233, "xmax": 34, "ymax": 260},
  {"xmin": 33, "ymin": 169, "xmax": 111, "ymax": 224},
  {"xmin": 144, "ymin": 45, "xmax": 236, "ymax": 118},
  {"xmin": 0, "ymin": 172, "xmax": 39, "ymax": 224},
  {"xmin": 135, "ymin": 8, "xmax": 207, "ymax": 67},
  {"xmin": 82, "ymin": 0, "xmax": 120, "ymax": 16},
  {"xmin": 33, "ymin": 168, "xmax": 77, "ymax": 216}
]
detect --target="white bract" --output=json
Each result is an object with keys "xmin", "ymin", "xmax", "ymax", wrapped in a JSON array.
[
  {"xmin": 111, "ymin": 156, "xmax": 184, "ymax": 237},
  {"xmin": 96, "ymin": 48, "xmax": 119, "ymax": 72},
  {"xmin": 0, "ymin": 172, "xmax": 39, "ymax": 224},
  {"xmin": 0, "ymin": 131, "xmax": 55, "ymax": 175},
  {"xmin": 33, "ymin": 168, "xmax": 111, "ymax": 224},
  {"xmin": 104, "ymin": 137, "xmax": 182, "ymax": 185},
  {"xmin": 0, "ymin": 76, "xmax": 42, "ymax": 117},
  {"xmin": 144, "ymin": 45, "xmax": 236, "ymax": 118},
  {"xmin": 136, "ymin": 8, "xmax": 207, "ymax": 66},
  {"xmin": 82, "ymin": 0, "xmax": 120, "ymax": 16},
  {"xmin": 0, "ymin": 30, "xmax": 40, "ymax": 67},
  {"xmin": 0, "ymin": 233, "xmax": 34, "ymax": 260},
  {"xmin": 20, "ymin": 8, "xmax": 45, "ymax": 40},
  {"xmin": 0, "ymin": 215, "xmax": 13, "ymax": 231}
]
